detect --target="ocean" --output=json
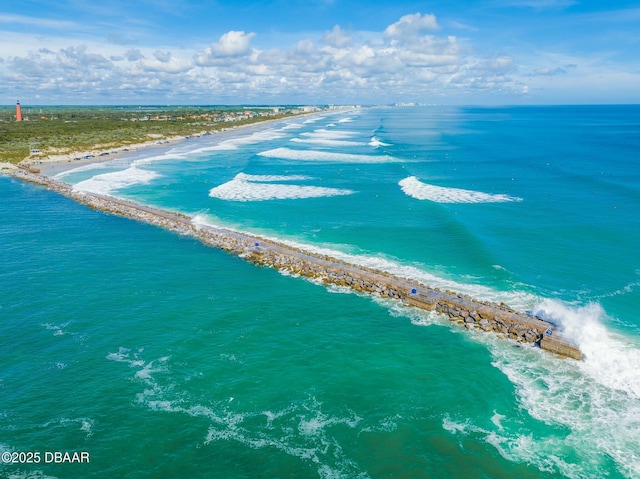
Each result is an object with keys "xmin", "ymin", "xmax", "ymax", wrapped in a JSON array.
[{"xmin": 1, "ymin": 105, "xmax": 639, "ymax": 478}]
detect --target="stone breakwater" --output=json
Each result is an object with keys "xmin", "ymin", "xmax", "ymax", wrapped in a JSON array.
[{"xmin": 5, "ymin": 168, "xmax": 583, "ymax": 360}]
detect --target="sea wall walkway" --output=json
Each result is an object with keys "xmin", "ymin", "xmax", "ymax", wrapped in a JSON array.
[{"xmin": 4, "ymin": 168, "xmax": 583, "ymax": 360}]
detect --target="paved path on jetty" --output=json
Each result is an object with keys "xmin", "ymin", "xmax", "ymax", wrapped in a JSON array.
[{"xmin": 4, "ymin": 168, "xmax": 583, "ymax": 360}]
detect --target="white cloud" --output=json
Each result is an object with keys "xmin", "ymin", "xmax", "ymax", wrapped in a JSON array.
[
  {"xmin": 138, "ymin": 55, "xmax": 193, "ymax": 74},
  {"xmin": 125, "ymin": 49, "xmax": 145, "ymax": 61},
  {"xmin": 4, "ymin": 11, "xmax": 631, "ymax": 104},
  {"xmin": 153, "ymin": 50, "xmax": 172, "ymax": 62},
  {"xmin": 384, "ymin": 13, "xmax": 439, "ymax": 39},
  {"xmin": 323, "ymin": 25, "xmax": 352, "ymax": 48},
  {"xmin": 195, "ymin": 30, "xmax": 256, "ymax": 65},
  {"xmin": 0, "ymin": 13, "xmax": 80, "ymax": 31},
  {"xmin": 56, "ymin": 46, "xmax": 113, "ymax": 70}
]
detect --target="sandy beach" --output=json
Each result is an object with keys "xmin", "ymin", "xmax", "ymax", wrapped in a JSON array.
[
  {"xmin": 29, "ymin": 130, "xmax": 221, "ymax": 177},
  {"xmin": 25, "ymin": 111, "xmax": 332, "ymax": 178}
]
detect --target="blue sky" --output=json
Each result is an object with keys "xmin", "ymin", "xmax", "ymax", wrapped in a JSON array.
[{"xmin": 1, "ymin": 0, "xmax": 639, "ymax": 105}]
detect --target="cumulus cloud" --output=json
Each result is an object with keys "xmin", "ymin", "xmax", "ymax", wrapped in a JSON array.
[
  {"xmin": 195, "ymin": 30, "xmax": 256, "ymax": 65},
  {"xmin": 153, "ymin": 50, "xmax": 172, "ymax": 62},
  {"xmin": 124, "ymin": 49, "xmax": 145, "ymax": 61},
  {"xmin": 138, "ymin": 55, "xmax": 193, "ymax": 74},
  {"xmin": 385, "ymin": 13, "xmax": 439, "ymax": 39},
  {"xmin": 0, "ymin": 13, "xmax": 530, "ymax": 103},
  {"xmin": 323, "ymin": 25, "xmax": 352, "ymax": 48},
  {"xmin": 56, "ymin": 45, "xmax": 112, "ymax": 70}
]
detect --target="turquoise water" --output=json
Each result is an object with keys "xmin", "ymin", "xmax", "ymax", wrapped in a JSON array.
[{"xmin": 1, "ymin": 105, "xmax": 639, "ymax": 478}]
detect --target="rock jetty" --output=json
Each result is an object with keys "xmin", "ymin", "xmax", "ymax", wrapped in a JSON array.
[{"xmin": 5, "ymin": 168, "xmax": 583, "ymax": 360}]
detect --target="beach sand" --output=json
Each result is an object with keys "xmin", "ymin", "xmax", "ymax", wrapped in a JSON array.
[
  {"xmin": 32, "ymin": 133, "xmax": 199, "ymax": 177},
  {"xmin": 31, "ymin": 111, "xmax": 329, "ymax": 178}
]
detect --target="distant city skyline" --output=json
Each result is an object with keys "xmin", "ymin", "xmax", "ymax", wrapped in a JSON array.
[{"xmin": 1, "ymin": 0, "xmax": 639, "ymax": 105}]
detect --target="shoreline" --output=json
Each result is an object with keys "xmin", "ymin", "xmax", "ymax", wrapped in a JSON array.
[
  {"xmin": 17, "ymin": 110, "xmax": 332, "ymax": 177},
  {"xmin": 2, "ymin": 166, "xmax": 583, "ymax": 360}
]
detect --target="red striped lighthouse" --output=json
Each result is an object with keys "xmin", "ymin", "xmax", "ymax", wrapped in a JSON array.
[{"xmin": 16, "ymin": 100, "xmax": 22, "ymax": 122}]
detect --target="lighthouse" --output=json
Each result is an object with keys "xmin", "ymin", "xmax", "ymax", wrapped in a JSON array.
[{"xmin": 16, "ymin": 100, "xmax": 22, "ymax": 122}]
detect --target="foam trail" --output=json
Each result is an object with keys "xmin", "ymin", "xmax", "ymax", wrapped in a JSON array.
[
  {"xmin": 131, "ymin": 151, "xmax": 188, "ymax": 166},
  {"xmin": 291, "ymin": 138, "xmax": 364, "ymax": 147},
  {"xmin": 53, "ymin": 160, "xmax": 118, "ymax": 179},
  {"xmin": 441, "ymin": 301, "xmax": 640, "ymax": 479},
  {"xmin": 486, "ymin": 298, "xmax": 640, "ymax": 479},
  {"xmin": 300, "ymin": 129, "xmax": 359, "ymax": 139},
  {"xmin": 208, "ymin": 173, "xmax": 354, "ymax": 201},
  {"xmin": 108, "ymin": 348, "xmax": 369, "ymax": 479},
  {"xmin": 399, "ymin": 176, "xmax": 522, "ymax": 203},
  {"xmin": 534, "ymin": 299, "xmax": 640, "ymax": 398},
  {"xmin": 282, "ymin": 122, "xmax": 304, "ymax": 130},
  {"xmin": 369, "ymin": 137, "xmax": 391, "ymax": 147},
  {"xmin": 293, "ymin": 129, "xmax": 363, "ymax": 147},
  {"xmin": 190, "ymin": 213, "xmax": 640, "ymax": 477},
  {"xmin": 190, "ymin": 128, "xmax": 288, "ymax": 153},
  {"xmin": 258, "ymin": 147, "xmax": 397, "ymax": 164},
  {"xmin": 234, "ymin": 173, "xmax": 312, "ymax": 182},
  {"xmin": 73, "ymin": 167, "xmax": 161, "ymax": 195}
]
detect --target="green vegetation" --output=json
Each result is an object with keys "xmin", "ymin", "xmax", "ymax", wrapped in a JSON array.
[{"xmin": 0, "ymin": 105, "xmax": 311, "ymax": 164}]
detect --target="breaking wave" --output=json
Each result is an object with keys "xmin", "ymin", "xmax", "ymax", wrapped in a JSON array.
[
  {"xmin": 208, "ymin": 173, "xmax": 354, "ymax": 201},
  {"xmin": 369, "ymin": 137, "xmax": 391, "ymax": 147},
  {"xmin": 258, "ymin": 147, "xmax": 397, "ymax": 164},
  {"xmin": 72, "ymin": 166, "xmax": 161, "ymax": 196},
  {"xmin": 399, "ymin": 176, "xmax": 523, "ymax": 203}
]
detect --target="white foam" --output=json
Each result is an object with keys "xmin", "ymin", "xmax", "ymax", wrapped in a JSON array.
[
  {"xmin": 291, "ymin": 128, "xmax": 364, "ymax": 147},
  {"xmin": 130, "ymin": 150, "xmax": 187, "ymax": 166},
  {"xmin": 369, "ymin": 137, "xmax": 391, "ymax": 147},
  {"xmin": 191, "ymin": 128, "xmax": 288, "ymax": 153},
  {"xmin": 80, "ymin": 419, "xmax": 94, "ymax": 438},
  {"xmin": 282, "ymin": 122, "xmax": 304, "ymax": 130},
  {"xmin": 208, "ymin": 173, "xmax": 354, "ymax": 201},
  {"xmin": 107, "ymin": 348, "xmax": 370, "ymax": 479},
  {"xmin": 73, "ymin": 166, "xmax": 161, "ymax": 195},
  {"xmin": 291, "ymin": 138, "xmax": 365, "ymax": 147},
  {"xmin": 534, "ymin": 299, "xmax": 640, "ymax": 398},
  {"xmin": 468, "ymin": 296, "xmax": 640, "ymax": 479},
  {"xmin": 42, "ymin": 321, "xmax": 71, "ymax": 336},
  {"xmin": 234, "ymin": 172, "xmax": 312, "ymax": 182},
  {"xmin": 53, "ymin": 160, "xmax": 117, "ymax": 179},
  {"xmin": 0, "ymin": 469, "xmax": 58, "ymax": 479},
  {"xmin": 399, "ymin": 176, "xmax": 523, "ymax": 203},
  {"xmin": 258, "ymin": 147, "xmax": 397, "ymax": 164},
  {"xmin": 300, "ymin": 129, "xmax": 359, "ymax": 140},
  {"xmin": 190, "ymin": 214, "xmax": 540, "ymax": 312}
]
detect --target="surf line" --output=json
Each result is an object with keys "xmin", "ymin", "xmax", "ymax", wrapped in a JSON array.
[{"xmin": 6, "ymin": 168, "xmax": 582, "ymax": 360}]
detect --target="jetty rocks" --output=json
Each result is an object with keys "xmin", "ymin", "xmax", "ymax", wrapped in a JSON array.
[{"xmin": 6, "ymin": 168, "xmax": 583, "ymax": 360}]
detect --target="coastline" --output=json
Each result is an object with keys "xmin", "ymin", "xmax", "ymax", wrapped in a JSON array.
[
  {"xmin": 1, "ymin": 165, "xmax": 583, "ymax": 360},
  {"xmin": 16, "ymin": 110, "xmax": 331, "ymax": 177}
]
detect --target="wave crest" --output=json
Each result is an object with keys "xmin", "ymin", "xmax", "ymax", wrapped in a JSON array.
[
  {"xmin": 399, "ymin": 176, "xmax": 522, "ymax": 203},
  {"xmin": 209, "ymin": 173, "xmax": 355, "ymax": 201}
]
